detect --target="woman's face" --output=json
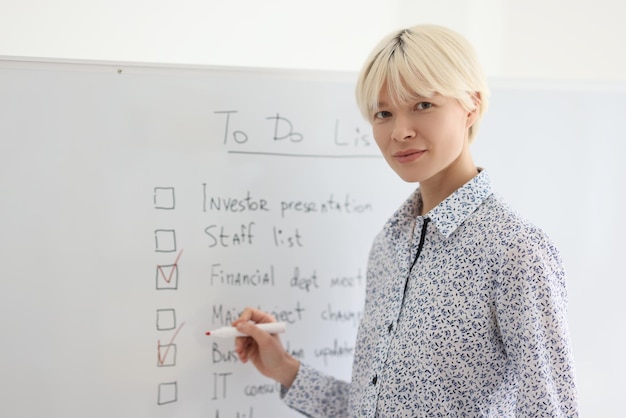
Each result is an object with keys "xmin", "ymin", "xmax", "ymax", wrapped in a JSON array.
[{"xmin": 371, "ymin": 88, "xmax": 477, "ymax": 185}]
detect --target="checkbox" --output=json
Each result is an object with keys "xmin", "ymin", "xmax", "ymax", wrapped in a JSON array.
[
  {"xmin": 154, "ymin": 229, "xmax": 176, "ymax": 252},
  {"xmin": 157, "ymin": 343, "xmax": 177, "ymax": 367},
  {"xmin": 156, "ymin": 264, "xmax": 178, "ymax": 290},
  {"xmin": 156, "ymin": 309, "xmax": 176, "ymax": 330},
  {"xmin": 157, "ymin": 381, "xmax": 178, "ymax": 405},
  {"xmin": 154, "ymin": 187, "xmax": 175, "ymax": 210},
  {"xmin": 155, "ymin": 249, "xmax": 183, "ymax": 290},
  {"xmin": 157, "ymin": 323, "xmax": 184, "ymax": 369}
]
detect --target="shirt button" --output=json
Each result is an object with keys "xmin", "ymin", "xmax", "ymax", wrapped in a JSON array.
[{"xmin": 371, "ymin": 375, "xmax": 378, "ymax": 385}]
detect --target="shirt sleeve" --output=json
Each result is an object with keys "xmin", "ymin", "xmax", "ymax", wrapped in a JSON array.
[
  {"xmin": 280, "ymin": 362, "xmax": 351, "ymax": 418},
  {"xmin": 495, "ymin": 227, "xmax": 579, "ymax": 417}
]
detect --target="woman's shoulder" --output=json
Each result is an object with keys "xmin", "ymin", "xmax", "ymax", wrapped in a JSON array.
[
  {"xmin": 475, "ymin": 194, "xmax": 562, "ymax": 263},
  {"xmin": 480, "ymin": 193, "xmax": 544, "ymax": 234}
]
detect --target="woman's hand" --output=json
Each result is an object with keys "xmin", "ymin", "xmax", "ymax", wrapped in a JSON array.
[{"xmin": 232, "ymin": 307, "xmax": 300, "ymax": 388}]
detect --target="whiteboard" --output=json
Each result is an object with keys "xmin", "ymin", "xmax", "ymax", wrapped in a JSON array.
[
  {"xmin": 1, "ymin": 59, "xmax": 625, "ymax": 417},
  {"xmin": 0, "ymin": 59, "xmax": 414, "ymax": 417}
]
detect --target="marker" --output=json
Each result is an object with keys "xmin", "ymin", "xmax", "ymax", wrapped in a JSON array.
[{"xmin": 205, "ymin": 322, "xmax": 287, "ymax": 338}]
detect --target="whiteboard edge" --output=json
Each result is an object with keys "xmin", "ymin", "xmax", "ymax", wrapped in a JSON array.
[{"xmin": 0, "ymin": 55, "xmax": 359, "ymax": 83}]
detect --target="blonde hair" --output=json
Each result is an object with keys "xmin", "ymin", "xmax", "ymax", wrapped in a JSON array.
[{"xmin": 355, "ymin": 24, "xmax": 489, "ymax": 143}]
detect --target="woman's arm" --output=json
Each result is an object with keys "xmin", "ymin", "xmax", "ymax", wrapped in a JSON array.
[{"xmin": 496, "ymin": 229, "xmax": 579, "ymax": 417}]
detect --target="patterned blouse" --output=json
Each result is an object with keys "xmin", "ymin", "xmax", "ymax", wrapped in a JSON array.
[{"xmin": 282, "ymin": 170, "xmax": 578, "ymax": 417}]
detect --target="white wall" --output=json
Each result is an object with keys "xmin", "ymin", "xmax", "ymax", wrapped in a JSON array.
[{"xmin": 1, "ymin": 0, "xmax": 625, "ymax": 81}]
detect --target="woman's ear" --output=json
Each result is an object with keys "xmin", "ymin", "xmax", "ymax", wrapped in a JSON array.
[{"xmin": 466, "ymin": 92, "xmax": 481, "ymax": 128}]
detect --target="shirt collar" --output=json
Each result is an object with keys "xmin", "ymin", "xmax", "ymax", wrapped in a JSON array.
[{"xmin": 390, "ymin": 169, "xmax": 494, "ymax": 238}]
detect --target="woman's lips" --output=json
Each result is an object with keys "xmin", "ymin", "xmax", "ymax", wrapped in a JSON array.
[{"xmin": 393, "ymin": 149, "xmax": 425, "ymax": 163}]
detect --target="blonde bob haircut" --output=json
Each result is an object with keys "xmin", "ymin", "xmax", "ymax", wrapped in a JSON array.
[{"xmin": 355, "ymin": 24, "xmax": 489, "ymax": 143}]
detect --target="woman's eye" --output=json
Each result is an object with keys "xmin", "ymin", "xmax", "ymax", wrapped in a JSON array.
[
  {"xmin": 373, "ymin": 110, "xmax": 392, "ymax": 119},
  {"xmin": 416, "ymin": 102, "xmax": 433, "ymax": 110}
]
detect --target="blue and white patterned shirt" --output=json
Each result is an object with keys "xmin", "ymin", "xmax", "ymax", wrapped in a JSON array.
[{"xmin": 282, "ymin": 170, "xmax": 578, "ymax": 417}]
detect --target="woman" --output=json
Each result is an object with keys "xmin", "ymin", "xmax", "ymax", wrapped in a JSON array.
[{"xmin": 232, "ymin": 24, "xmax": 579, "ymax": 417}]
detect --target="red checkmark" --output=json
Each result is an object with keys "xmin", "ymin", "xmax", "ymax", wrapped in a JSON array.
[
  {"xmin": 157, "ymin": 249, "xmax": 183, "ymax": 284},
  {"xmin": 157, "ymin": 322, "xmax": 185, "ymax": 366}
]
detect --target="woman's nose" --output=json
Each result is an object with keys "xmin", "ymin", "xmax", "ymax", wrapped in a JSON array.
[{"xmin": 391, "ymin": 115, "xmax": 416, "ymax": 142}]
